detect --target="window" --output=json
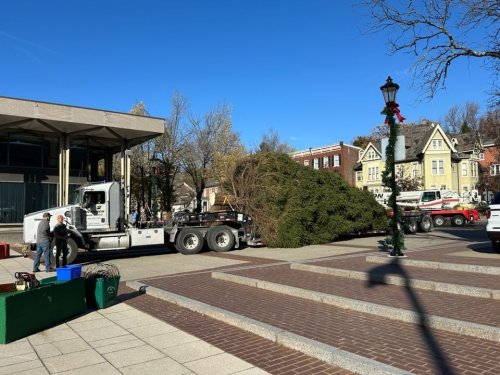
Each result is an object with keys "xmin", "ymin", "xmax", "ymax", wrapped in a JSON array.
[
  {"xmin": 333, "ymin": 154, "xmax": 340, "ymax": 167},
  {"xmin": 432, "ymin": 160, "xmax": 444, "ymax": 175},
  {"xmin": 368, "ymin": 167, "xmax": 379, "ymax": 181},
  {"xmin": 322, "ymin": 156, "xmax": 329, "ymax": 168},
  {"xmin": 422, "ymin": 191, "xmax": 437, "ymax": 202},
  {"xmin": 479, "ymin": 153, "xmax": 485, "ymax": 161},
  {"xmin": 440, "ymin": 185, "xmax": 447, "ymax": 191},
  {"xmin": 396, "ymin": 165, "xmax": 404, "ymax": 178},
  {"xmin": 303, "ymin": 160, "xmax": 309, "ymax": 166},
  {"xmin": 491, "ymin": 164, "xmax": 500, "ymax": 176},
  {"xmin": 313, "ymin": 158, "xmax": 319, "ymax": 169},
  {"xmin": 461, "ymin": 162, "xmax": 467, "ymax": 176},
  {"xmin": 367, "ymin": 150, "xmax": 376, "ymax": 160},
  {"xmin": 412, "ymin": 163, "xmax": 419, "ymax": 177},
  {"xmin": 462, "ymin": 186, "xmax": 468, "ymax": 193},
  {"xmin": 356, "ymin": 171, "xmax": 362, "ymax": 181},
  {"xmin": 471, "ymin": 162, "xmax": 478, "ymax": 177},
  {"xmin": 432, "ymin": 139, "xmax": 443, "ymax": 150}
]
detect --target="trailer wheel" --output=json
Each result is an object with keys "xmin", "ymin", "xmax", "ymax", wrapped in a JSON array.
[
  {"xmin": 176, "ymin": 228, "xmax": 204, "ymax": 255},
  {"xmin": 404, "ymin": 220, "xmax": 418, "ymax": 234},
  {"xmin": 418, "ymin": 216, "xmax": 432, "ymax": 232},
  {"xmin": 433, "ymin": 215, "xmax": 445, "ymax": 227},
  {"xmin": 451, "ymin": 214, "xmax": 465, "ymax": 226},
  {"xmin": 207, "ymin": 225, "xmax": 235, "ymax": 252},
  {"xmin": 50, "ymin": 238, "xmax": 79, "ymax": 266}
]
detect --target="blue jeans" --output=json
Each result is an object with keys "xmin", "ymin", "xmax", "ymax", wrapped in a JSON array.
[{"xmin": 33, "ymin": 242, "xmax": 51, "ymax": 272}]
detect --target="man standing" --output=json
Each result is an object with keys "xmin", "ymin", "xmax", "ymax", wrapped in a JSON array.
[
  {"xmin": 33, "ymin": 212, "xmax": 53, "ymax": 273},
  {"xmin": 53, "ymin": 214, "xmax": 69, "ymax": 268}
]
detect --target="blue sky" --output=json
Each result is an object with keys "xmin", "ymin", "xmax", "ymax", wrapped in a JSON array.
[{"xmin": 0, "ymin": 0, "xmax": 492, "ymax": 151}]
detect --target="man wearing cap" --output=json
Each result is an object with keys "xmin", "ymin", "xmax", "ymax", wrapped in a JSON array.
[
  {"xmin": 53, "ymin": 214, "xmax": 69, "ymax": 268},
  {"xmin": 33, "ymin": 212, "xmax": 53, "ymax": 272}
]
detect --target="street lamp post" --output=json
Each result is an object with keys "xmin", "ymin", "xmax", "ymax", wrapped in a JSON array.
[
  {"xmin": 380, "ymin": 76, "xmax": 405, "ymax": 257},
  {"xmin": 150, "ymin": 154, "xmax": 161, "ymax": 226}
]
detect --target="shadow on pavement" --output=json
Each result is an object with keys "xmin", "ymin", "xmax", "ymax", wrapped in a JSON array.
[
  {"xmin": 367, "ymin": 258, "xmax": 456, "ymax": 375},
  {"xmin": 75, "ymin": 246, "xmax": 178, "ymax": 266}
]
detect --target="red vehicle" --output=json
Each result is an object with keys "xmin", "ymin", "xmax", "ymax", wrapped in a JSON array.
[{"xmin": 429, "ymin": 208, "xmax": 480, "ymax": 227}]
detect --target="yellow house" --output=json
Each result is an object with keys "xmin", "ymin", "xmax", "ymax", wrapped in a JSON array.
[{"xmin": 355, "ymin": 123, "xmax": 481, "ymax": 196}]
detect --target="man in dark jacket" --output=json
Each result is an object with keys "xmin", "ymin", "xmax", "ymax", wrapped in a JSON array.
[
  {"xmin": 33, "ymin": 212, "xmax": 53, "ymax": 272},
  {"xmin": 53, "ymin": 214, "xmax": 69, "ymax": 268}
]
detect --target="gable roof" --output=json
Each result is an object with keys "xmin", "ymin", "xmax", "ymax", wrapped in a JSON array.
[{"xmin": 357, "ymin": 141, "xmax": 382, "ymax": 162}]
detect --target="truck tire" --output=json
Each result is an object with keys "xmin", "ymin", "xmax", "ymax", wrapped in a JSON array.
[
  {"xmin": 176, "ymin": 228, "xmax": 204, "ymax": 255},
  {"xmin": 433, "ymin": 215, "xmax": 445, "ymax": 227},
  {"xmin": 207, "ymin": 225, "xmax": 235, "ymax": 252},
  {"xmin": 451, "ymin": 214, "xmax": 465, "ymax": 226},
  {"xmin": 404, "ymin": 220, "xmax": 418, "ymax": 234},
  {"xmin": 50, "ymin": 238, "xmax": 79, "ymax": 266},
  {"xmin": 418, "ymin": 216, "xmax": 432, "ymax": 232}
]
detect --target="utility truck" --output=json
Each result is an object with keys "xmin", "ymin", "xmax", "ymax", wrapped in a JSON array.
[
  {"xmin": 23, "ymin": 181, "xmax": 259, "ymax": 264},
  {"xmin": 374, "ymin": 189, "xmax": 480, "ymax": 227}
]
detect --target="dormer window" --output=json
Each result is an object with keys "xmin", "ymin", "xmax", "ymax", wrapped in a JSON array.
[
  {"xmin": 432, "ymin": 139, "xmax": 443, "ymax": 150},
  {"xmin": 367, "ymin": 150, "xmax": 376, "ymax": 160}
]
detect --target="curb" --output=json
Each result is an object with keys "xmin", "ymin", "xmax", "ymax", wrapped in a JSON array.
[
  {"xmin": 365, "ymin": 256, "xmax": 500, "ymax": 275},
  {"xmin": 291, "ymin": 263, "xmax": 500, "ymax": 300},
  {"xmin": 211, "ymin": 271, "xmax": 500, "ymax": 342},
  {"xmin": 126, "ymin": 280, "xmax": 412, "ymax": 375}
]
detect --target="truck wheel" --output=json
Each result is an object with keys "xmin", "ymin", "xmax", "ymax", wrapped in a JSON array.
[
  {"xmin": 451, "ymin": 215, "xmax": 465, "ymax": 226},
  {"xmin": 50, "ymin": 238, "xmax": 79, "ymax": 266},
  {"xmin": 418, "ymin": 216, "xmax": 432, "ymax": 232},
  {"xmin": 433, "ymin": 215, "xmax": 445, "ymax": 227},
  {"xmin": 207, "ymin": 226, "xmax": 235, "ymax": 252},
  {"xmin": 176, "ymin": 228, "xmax": 204, "ymax": 255},
  {"xmin": 404, "ymin": 220, "xmax": 417, "ymax": 234}
]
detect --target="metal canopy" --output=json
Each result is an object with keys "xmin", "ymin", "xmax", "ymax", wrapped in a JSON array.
[{"xmin": 0, "ymin": 96, "xmax": 164, "ymax": 151}]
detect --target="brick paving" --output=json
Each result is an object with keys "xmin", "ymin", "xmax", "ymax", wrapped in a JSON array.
[
  {"xmin": 118, "ymin": 285, "xmax": 353, "ymax": 375},
  {"xmin": 132, "ymin": 241, "xmax": 500, "ymax": 375},
  {"xmin": 224, "ymin": 264, "xmax": 500, "ymax": 327},
  {"xmin": 311, "ymin": 253, "xmax": 500, "ymax": 291}
]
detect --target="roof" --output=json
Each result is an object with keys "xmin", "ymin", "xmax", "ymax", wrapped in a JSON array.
[
  {"xmin": 399, "ymin": 123, "xmax": 436, "ymax": 160},
  {"xmin": 0, "ymin": 96, "xmax": 165, "ymax": 151}
]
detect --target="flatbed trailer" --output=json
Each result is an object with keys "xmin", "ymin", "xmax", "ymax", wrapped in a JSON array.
[{"xmin": 428, "ymin": 209, "xmax": 480, "ymax": 227}]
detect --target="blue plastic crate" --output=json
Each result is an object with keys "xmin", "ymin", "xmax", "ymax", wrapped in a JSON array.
[{"xmin": 56, "ymin": 264, "xmax": 82, "ymax": 281}]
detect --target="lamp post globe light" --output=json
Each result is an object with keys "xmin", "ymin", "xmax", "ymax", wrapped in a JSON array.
[
  {"xmin": 150, "ymin": 154, "xmax": 161, "ymax": 226},
  {"xmin": 380, "ymin": 76, "xmax": 405, "ymax": 257}
]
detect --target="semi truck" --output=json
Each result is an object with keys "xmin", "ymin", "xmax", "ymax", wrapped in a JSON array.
[
  {"xmin": 23, "ymin": 181, "xmax": 260, "ymax": 264},
  {"xmin": 374, "ymin": 189, "xmax": 480, "ymax": 227}
]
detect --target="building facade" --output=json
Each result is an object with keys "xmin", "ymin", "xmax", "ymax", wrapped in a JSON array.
[
  {"xmin": 289, "ymin": 142, "xmax": 362, "ymax": 186},
  {"xmin": 0, "ymin": 96, "xmax": 164, "ymax": 224},
  {"xmin": 355, "ymin": 123, "xmax": 481, "ymax": 197}
]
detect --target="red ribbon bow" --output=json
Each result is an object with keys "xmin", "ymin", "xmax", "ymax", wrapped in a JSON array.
[
  {"xmin": 384, "ymin": 102, "xmax": 406, "ymax": 124},
  {"xmin": 392, "ymin": 102, "xmax": 406, "ymax": 122}
]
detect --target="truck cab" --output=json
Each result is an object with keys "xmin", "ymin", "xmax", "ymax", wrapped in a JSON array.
[{"xmin": 72, "ymin": 182, "xmax": 122, "ymax": 232}]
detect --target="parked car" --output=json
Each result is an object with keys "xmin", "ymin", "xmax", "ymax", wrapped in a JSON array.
[{"xmin": 486, "ymin": 192, "xmax": 500, "ymax": 253}]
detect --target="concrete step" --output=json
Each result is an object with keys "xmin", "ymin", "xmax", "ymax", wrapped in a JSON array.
[
  {"xmin": 127, "ymin": 270, "xmax": 500, "ymax": 375},
  {"xmin": 365, "ymin": 255, "xmax": 500, "ymax": 275},
  {"xmin": 127, "ymin": 280, "xmax": 411, "ymax": 375},
  {"xmin": 211, "ymin": 271, "xmax": 500, "ymax": 341},
  {"xmin": 291, "ymin": 262, "xmax": 500, "ymax": 299}
]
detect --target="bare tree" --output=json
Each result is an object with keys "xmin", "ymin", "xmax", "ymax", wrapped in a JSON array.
[
  {"xmin": 183, "ymin": 103, "xmax": 243, "ymax": 212},
  {"xmin": 128, "ymin": 102, "xmax": 154, "ymax": 218},
  {"xmin": 444, "ymin": 101, "xmax": 480, "ymax": 133},
  {"xmin": 367, "ymin": 0, "xmax": 500, "ymax": 102},
  {"xmin": 257, "ymin": 129, "xmax": 295, "ymax": 153},
  {"xmin": 154, "ymin": 92, "xmax": 189, "ymax": 212}
]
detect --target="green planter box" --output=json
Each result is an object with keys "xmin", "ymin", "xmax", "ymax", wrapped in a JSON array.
[
  {"xmin": 85, "ymin": 276, "xmax": 121, "ymax": 309},
  {"xmin": 0, "ymin": 278, "xmax": 86, "ymax": 344}
]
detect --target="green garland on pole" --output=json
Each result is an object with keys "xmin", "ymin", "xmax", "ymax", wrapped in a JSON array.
[{"xmin": 381, "ymin": 106, "xmax": 405, "ymax": 253}]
